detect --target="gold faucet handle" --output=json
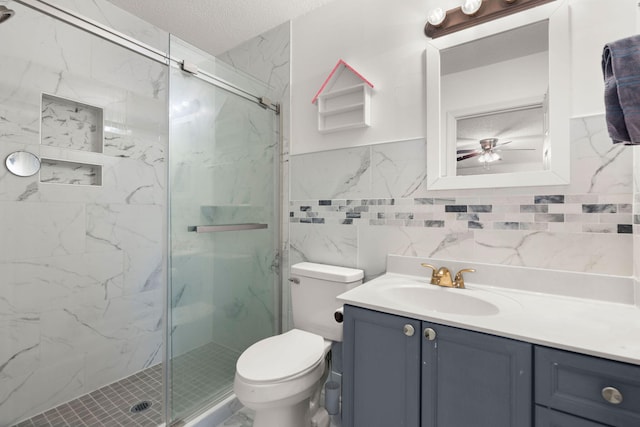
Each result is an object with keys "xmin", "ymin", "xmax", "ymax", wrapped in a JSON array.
[
  {"xmin": 420, "ymin": 263, "xmax": 439, "ymax": 285},
  {"xmin": 454, "ymin": 268, "xmax": 476, "ymax": 289},
  {"xmin": 436, "ymin": 267, "xmax": 453, "ymax": 287}
]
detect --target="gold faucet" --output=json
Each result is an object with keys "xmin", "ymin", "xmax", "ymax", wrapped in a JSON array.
[
  {"xmin": 421, "ymin": 264, "xmax": 475, "ymax": 289},
  {"xmin": 453, "ymin": 268, "xmax": 476, "ymax": 289}
]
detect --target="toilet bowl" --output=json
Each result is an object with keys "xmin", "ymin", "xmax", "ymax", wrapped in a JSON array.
[
  {"xmin": 233, "ymin": 262, "xmax": 364, "ymax": 427},
  {"xmin": 234, "ymin": 329, "xmax": 331, "ymax": 427}
]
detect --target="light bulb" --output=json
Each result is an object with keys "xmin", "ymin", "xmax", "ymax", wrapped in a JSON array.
[
  {"xmin": 461, "ymin": 0, "xmax": 482, "ymax": 15},
  {"xmin": 478, "ymin": 151, "xmax": 500, "ymax": 164},
  {"xmin": 427, "ymin": 7, "xmax": 446, "ymax": 27}
]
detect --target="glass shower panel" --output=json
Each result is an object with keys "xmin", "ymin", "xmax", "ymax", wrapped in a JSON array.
[{"xmin": 168, "ymin": 36, "xmax": 279, "ymax": 423}]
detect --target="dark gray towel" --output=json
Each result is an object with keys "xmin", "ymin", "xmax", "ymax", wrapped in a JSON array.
[{"xmin": 602, "ymin": 35, "xmax": 640, "ymax": 145}]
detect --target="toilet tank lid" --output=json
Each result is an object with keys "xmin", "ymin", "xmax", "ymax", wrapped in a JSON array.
[{"xmin": 291, "ymin": 262, "xmax": 363, "ymax": 283}]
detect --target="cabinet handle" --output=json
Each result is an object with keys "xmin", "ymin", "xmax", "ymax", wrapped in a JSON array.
[
  {"xmin": 601, "ymin": 386, "xmax": 623, "ymax": 405},
  {"xmin": 424, "ymin": 327, "xmax": 437, "ymax": 341},
  {"xmin": 403, "ymin": 324, "xmax": 415, "ymax": 337}
]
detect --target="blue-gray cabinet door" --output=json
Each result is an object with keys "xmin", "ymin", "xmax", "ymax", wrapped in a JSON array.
[
  {"xmin": 535, "ymin": 406, "xmax": 608, "ymax": 427},
  {"xmin": 343, "ymin": 305, "xmax": 421, "ymax": 427},
  {"xmin": 421, "ymin": 322, "xmax": 533, "ymax": 427},
  {"xmin": 535, "ymin": 346, "xmax": 640, "ymax": 426}
]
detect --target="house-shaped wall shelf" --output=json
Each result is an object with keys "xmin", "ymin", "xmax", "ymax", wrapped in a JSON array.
[{"xmin": 312, "ymin": 60, "xmax": 374, "ymax": 134}]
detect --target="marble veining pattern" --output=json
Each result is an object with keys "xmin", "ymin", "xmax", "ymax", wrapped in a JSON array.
[
  {"xmin": 572, "ymin": 116, "xmax": 631, "ymax": 194},
  {"xmin": 0, "ymin": 3, "xmax": 167, "ymax": 425},
  {"xmin": 40, "ymin": 159, "xmax": 102, "ymax": 186},
  {"xmin": 46, "ymin": 0, "xmax": 169, "ymax": 53},
  {"xmin": 167, "ymin": 33, "xmax": 282, "ymax": 422},
  {"xmin": 291, "ymin": 146, "xmax": 371, "ymax": 200},
  {"xmin": 217, "ymin": 22, "xmax": 294, "ymax": 329},
  {"xmin": 289, "ymin": 115, "xmax": 634, "ymax": 277},
  {"xmin": 371, "ymin": 139, "xmax": 428, "ymax": 198},
  {"xmin": 41, "ymin": 94, "xmax": 103, "ymax": 153}
]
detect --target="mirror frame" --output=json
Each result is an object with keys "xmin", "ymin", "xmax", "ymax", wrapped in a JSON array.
[{"xmin": 426, "ymin": 0, "xmax": 570, "ymax": 190}]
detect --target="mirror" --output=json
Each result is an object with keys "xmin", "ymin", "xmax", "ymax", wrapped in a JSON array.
[
  {"xmin": 426, "ymin": 0, "xmax": 570, "ymax": 190},
  {"xmin": 5, "ymin": 151, "xmax": 41, "ymax": 177}
]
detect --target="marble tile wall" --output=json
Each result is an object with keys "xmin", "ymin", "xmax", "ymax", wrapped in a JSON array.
[
  {"xmin": 289, "ymin": 115, "xmax": 635, "ymax": 281},
  {"xmin": 44, "ymin": 0, "xmax": 168, "ymax": 53},
  {"xmin": 169, "ymin": 37, "xmax": 280, "ymax": 363},
  {"xmin": 41, "ymin": 94, "xmax": 103, "ymax": 153},
  {"xmin": 0, "ymin": 4, "xmax": 167, "ymax": 425},
  {"xmin": 40, "ymin": 159, "xmax": 103, "ymax": 186},
  {"xmin": 219, "ymin": 22, "xmax": 293, "ymax": 330}
]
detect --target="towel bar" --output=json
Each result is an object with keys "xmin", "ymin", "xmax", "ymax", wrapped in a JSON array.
[{"xmin": 187, "ymin": 223, "xmax": 268, "ymax": 233}]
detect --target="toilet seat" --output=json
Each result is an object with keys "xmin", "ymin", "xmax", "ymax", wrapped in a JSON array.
[{"xmin": 236, "ymin": 329, "xmax": 325, "ymax": 383}]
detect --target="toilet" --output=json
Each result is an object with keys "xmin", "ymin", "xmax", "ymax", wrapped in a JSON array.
[{"xmin": 234, "ymin": 262, "xmax": 364, "ymax": 427}]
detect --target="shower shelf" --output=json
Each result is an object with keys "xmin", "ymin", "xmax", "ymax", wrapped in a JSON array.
[
  {"xmin": 41, "ymin": 93, "xmax": 104, "ymax": 153},
  {"xmin": 39, "ymin": 158, "xmax": 102, "ymax": 186}
]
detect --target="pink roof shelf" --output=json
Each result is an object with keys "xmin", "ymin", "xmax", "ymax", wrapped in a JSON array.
[{"xmin": 311, "ymin": 59, "xmax": 374, "ymax": 104}]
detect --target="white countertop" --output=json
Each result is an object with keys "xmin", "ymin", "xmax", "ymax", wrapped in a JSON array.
[{"xmin": 337, "ymin": 256, "xmax": 640, "ymax": 366}]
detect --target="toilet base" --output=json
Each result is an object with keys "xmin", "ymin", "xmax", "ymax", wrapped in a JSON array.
[{"xmin": 253, "ymin": 398, "xmax": 310, "ymax": 427}]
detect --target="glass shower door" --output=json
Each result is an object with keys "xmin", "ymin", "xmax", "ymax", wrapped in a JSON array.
[{"xmin": 168, "ymin": 37, "xmax": 279, "ymax": 423}]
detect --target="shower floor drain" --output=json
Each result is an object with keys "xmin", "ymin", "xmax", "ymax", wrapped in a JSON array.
[{"xmin": 130, "ymin": 400, "xmax": 152, "ymax": 413}]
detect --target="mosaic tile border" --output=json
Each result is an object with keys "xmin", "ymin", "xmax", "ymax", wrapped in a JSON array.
[
  {"xmin": 635, "ymin": 193, "xmax": 639, "ymax": 235},
  {"xmin": 290, "ymin": 194, "xmax": 634, "ymax": 234}
]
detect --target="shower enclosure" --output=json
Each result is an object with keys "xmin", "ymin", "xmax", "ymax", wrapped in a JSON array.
[
  {"xmin": 167, "ymin": 37, "xmax": 280, "ymax": 423},
  {"xmin": 0, "ymin": 1, "xmax": 280, "ymax": 426}
]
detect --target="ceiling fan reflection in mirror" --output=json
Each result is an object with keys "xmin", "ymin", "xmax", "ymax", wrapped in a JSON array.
[{"xmin": 456, "ymin": 138, "xmax": 535, "ymax": 168}]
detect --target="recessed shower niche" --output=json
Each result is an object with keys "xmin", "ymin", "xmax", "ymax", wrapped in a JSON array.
[
  {"xmin": 41, "ymin": 93, "xmax": 104, "ymax": 152},
  {"xmin": 39, "ymin": 93, "xmax": 104, "ymax": 186},
  {"xmin": 39, "ymin": 158, "xmax": 102, "ymax": 186}
]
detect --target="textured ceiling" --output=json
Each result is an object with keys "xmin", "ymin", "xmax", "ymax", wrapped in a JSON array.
[{"xmin": 105, "ymin": 0, "xmax": 336, "ymax": 55}]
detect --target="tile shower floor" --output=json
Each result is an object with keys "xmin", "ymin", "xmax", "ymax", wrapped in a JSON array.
[{"xmin": 13, "ymin": 342, "xmax": 240, "ymax": 427}]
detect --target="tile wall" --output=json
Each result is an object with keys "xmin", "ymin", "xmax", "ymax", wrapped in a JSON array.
[
  {"xmin": 219, "ymin": 22, "xmax": 293, "ymax": 329},
  {"xmin": 0, "ymin": 3, "xmax": 167, "ymax": 425},
  {"xmin": 289, "ymin": 115, "xmax": 634, "ymax": 280},
  {"xmin": 168, "ymin": 42, "xmax": 280, "ymax": 359}
]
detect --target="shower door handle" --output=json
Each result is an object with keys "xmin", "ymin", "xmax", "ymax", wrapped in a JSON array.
[{"xmin": 188, "ymin": 223, "xmax": 268, "ymax": 233}]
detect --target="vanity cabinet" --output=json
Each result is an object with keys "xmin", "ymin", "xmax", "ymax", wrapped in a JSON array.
[
  {"xmin": 342, "ymin": 305, "xmax": 421, "ymax": 427},
  {"xmin": 535, "ymin": 346, "xmax": 640, "ymax": 427},
  {"xmin": 421, "ymin": 319, "xmax": 532, "ymax": 427},
  {"xmin": 534, "ymin": 407, "xmax": 608, "ymax": 427},
  {"xmin": 342, "ymin": 305, "xmax": 532, "ymax": 427}
]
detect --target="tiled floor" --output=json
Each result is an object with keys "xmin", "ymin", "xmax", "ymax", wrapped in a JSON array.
[
  {"xmin": 171, "ymin": 342, "xmax": 240, "ymax": 422},
  {"xmin": 216, "ymin": 406, "xmax": 254, "ymax": 427},
  {"xmin": 215, "ymin": 387, "xmax": 344, "ymax": 427},
  {"xmin": 13, "ymin": 342, "xmax": 240, "ymax": 427},
  {"xmin": 216, "ymin": 407, "xmax": 343, "ymax": 427},
  {"xmin": 13, "ymin": 365, "xmax": 163, "ymax": 427}
]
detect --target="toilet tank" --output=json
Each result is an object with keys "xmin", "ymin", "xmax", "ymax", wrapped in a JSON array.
[{"xmin": 290, "ymin": 262, "xmax": 364, "ymax": 342}]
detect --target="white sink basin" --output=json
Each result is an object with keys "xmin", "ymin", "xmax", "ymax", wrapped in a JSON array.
[{"xmin": 380, "ymin": 283, "xmax": 500, "ymax": 316}]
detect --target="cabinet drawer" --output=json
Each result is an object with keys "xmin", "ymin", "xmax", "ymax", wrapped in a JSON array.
[
  {"xmin": 535, "ymin": 406, "xmax": 608, "ymax": 427},
  {"xmin": 535, "ymin": 346, "xmax": 640, "ymax": 426}
]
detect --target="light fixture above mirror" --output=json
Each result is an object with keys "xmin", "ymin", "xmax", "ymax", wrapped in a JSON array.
[
  {"xmin": 425, "ymin": 0, "xmax": 570, "ymax": 190},
  {"xmin": 425, "ymin": 0, "xmax": 555, "ymax": 39}
]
